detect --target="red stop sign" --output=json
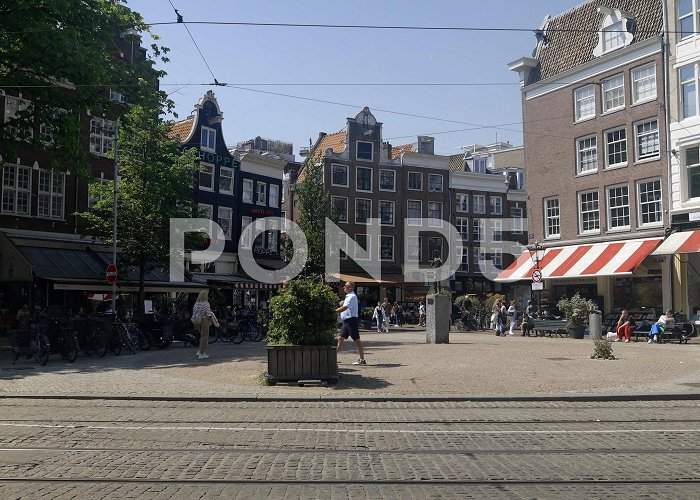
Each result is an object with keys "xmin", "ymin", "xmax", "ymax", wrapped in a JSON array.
[{"xmin": 106, "ymin": 263, "xmax": 118, "ymax": 285}]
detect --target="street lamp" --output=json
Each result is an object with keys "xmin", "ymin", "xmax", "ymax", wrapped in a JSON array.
[{"xmin": 527, "ymin": 240, "xmax": 545, "ymax": 270}]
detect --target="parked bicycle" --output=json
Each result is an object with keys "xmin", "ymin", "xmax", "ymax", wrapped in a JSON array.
[
  {"xmin": 43, "ymin": 316, "xmax": 80, "ymax": 363},
  {"xmin": 10, "ymin": 328, "xmax": 50, "ymax": 366}
]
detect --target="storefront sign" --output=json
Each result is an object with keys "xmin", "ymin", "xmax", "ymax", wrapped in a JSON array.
[
  {"xmin": 251, "ymin": 208, "xmax": 275, "ymax": 216},
  {"xmin": 690, "ymin": 212, "xmax": 700, "ymax": 222},
  {"xmin": 198, "ymin": 150, "xmax": 234, "ymax": 167},
  {"xmin": 253, "ymin": 246, "xmax": 272, "ymax": 255}
]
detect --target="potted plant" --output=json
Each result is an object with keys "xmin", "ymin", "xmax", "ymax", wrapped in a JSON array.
[
  {"xmin": 361, "ymin": 306, "xmax": 375, "ymax": 330},
  {"xmin": 556, "ymin": 293, "xmax": 597, "ymax": 339},
  {"xmin": 266, "ymin": 278, "xmax": 339, "ymax": 384}
]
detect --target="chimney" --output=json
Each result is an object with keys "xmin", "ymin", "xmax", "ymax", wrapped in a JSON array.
[{"xmin": 417, "ymin": 136, "xmax": 434, "ymax": 155}]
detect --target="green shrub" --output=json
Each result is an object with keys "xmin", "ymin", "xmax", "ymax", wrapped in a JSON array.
[
  {"xmin": 557, "ymin": 293, "xmax": 596, "ymax": 326},
  {"xmin": 454, "ymin": 295, "xmax": 466, "ymax": 307},
  {"xmin": 266, "ymin": 278, "xmax": 338, "ymax": 346},
  {"xmin": 591, "ymin": 339, "xmax": 615, "ymax": 360},
  {"xmin": 361, "ymin": 306, "xmax": 374, "ymax": 321}
]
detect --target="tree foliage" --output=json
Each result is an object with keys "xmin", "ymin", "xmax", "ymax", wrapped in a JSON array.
[
  {"xmin": 0, "ymin": 0, "xmax": 171, "ymax": 175},
  {"xmin": 294, "ymin": 160, "xmax": 331, "ymax": 279},
  {"xmin": 76, "ymin": 104, "xmax": 199, "ymax": 318}
]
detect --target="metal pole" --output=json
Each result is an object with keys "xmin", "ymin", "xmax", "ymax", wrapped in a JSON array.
[{"xmin": 111, "ymin": 120, "xmax": 119, "ymax": 315}]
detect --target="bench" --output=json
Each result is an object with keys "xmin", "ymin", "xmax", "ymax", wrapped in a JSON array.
[{"xmin": 532, "ymin": 319, "xmax": 568, "ymax": 337}]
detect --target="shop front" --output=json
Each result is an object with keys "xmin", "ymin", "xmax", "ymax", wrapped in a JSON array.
[{"xmin": 652, "ymin": 229, "xmax": 700, "ymax": 321}]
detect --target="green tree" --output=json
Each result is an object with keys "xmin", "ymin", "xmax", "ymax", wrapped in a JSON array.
[
  {"xmin": 76, "ymin": 104, "xmax": 199, "ymax": 319},
  {"xmin": 0, "ymin": 0, "xmax": 170, "ymax": 175}
]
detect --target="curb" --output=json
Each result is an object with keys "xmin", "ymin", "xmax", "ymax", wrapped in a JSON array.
[{"xmin": 1, "ymin": 392, "xmax": 700, "ymax": 403}]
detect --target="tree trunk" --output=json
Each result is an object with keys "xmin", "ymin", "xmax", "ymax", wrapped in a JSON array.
[{"xmin": 137, "ymin": 254, "xmax": 146, "ymax": 321}]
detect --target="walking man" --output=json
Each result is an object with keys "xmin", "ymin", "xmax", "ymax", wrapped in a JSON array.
[
  {"xmin": 336, "ymin": 282, "xmax": 366, "ymax": 365},
  {"xmin": 381, "ymin": 297, "xmax": 391, "ymax": 333}
]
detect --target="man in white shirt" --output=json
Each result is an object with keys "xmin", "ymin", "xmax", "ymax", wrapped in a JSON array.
[{"xmin": 335, "ymin": 281, "xmax": 366, "ymax": 365}]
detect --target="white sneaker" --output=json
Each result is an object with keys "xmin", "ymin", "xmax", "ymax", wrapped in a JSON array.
[
  {"xmin": 624, "ymin": 339, "xmax": 630, "ymax": 343},
  {"xmin": 508, "ymin": 333, "xmax": 515, "ymax": 336},
  {"xmin": 653, "ymin": 334, "xmax": 658, "ymax": 342},
  {"xmin": 197, "ymin": 353, "xmax": 210, "ymax": 359},
  {"xmin": 648, "ymin": 339, "xmax": 653, "ymax": 343},
  {"xmin": 195, "ymin": 351, "xmax": 201, "ymax": 357},
  {"xmin": 614, "ymin": 339, "xmax": 620, "ymax": 342}
]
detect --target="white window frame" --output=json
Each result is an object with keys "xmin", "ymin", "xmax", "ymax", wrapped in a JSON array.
[
  {"xmin": 379, "ymin": 200, "xmax": 395, "ymax": 226},
  {"xmin": 380, "ymin": 235, "xmax": 394, "ymax": 261},
  {"xmin": 489, "ymin": 196, "xmax": 503, "ymax": 215},
  {"xmin": 331, "ymin": 196, "xmax": 348, "ymax": 223},
  {"xmin": 456, "ymin": 217, "xmax": 470, "ymax": 241},
  {"xmin": 201, "ymin": 126, "xmax": 216, "ymax": 152},
  {"xmin": 472, "ymin": 157, "xmax": 487, "ymax": 173},
  {"xmin": 241, "ymin": 216, "xmax": 253, "ymax": 249},
  {"xmin": 407, "ymin": 236, "xmax": 422, "ymax": 263},
  {"xmin": 428, "ymin": 237, "xmax": 443, "ymax": 261},
  {"xmin": 407, "ymin": 199, "xmax": 422, "ymax": 226},
  {"xmin": 544, "ymin": 197, "xmax": 560, "ymax": 239},
  {"xmin": 197, "ymin": 203, "xmax": 213, "ymax": 222},
  {"xmin": 269, "ymin": 184, "xmax": 279, "ymax": 208},
  {"xmin": 607, "ymin": 185, "xmax": 631, "ymax": 231},
  {"xmin": 492, "ymin": 248, "xmax": 503, "ymax": 269},
  {"xmin": 634, "ymin": 118, "xmax": 660, "ymax": 162},
  {"xmin": 355, "ymin": 198, "xmax": 372, "ymax": 225},
  {"xmin": 683, "ymin": 146, "xmax": 700, "ymax": 200},
  {"xmin": 37, "ymin": 169, "xmax": 65, "ymax": 220},
  {"xmin": 356, "ymin": 141, "xmax": 373, "ymax": 162},
  {"xmin": 602, "ymin": 20, "xmax": 625, "ymax": 53},
  {"xmin": 681, "ymin": 62, "xmax": 699, "ymax": 120},
  {"xmin": 456, "ymin": 193, "xmax": 469, "ymax": 212},
  {"xmin": 267, "ymin": 224, "xmax": 279, "ymax": 254},
  {"xmin": 219, "ymin": 166, "xmax": 234, "ymax": 195},
  {"xmin": 473, "ymin": 194, "xmax": 486, "ymax": 214},
  {"xmin": 576, "ymin": 135, "xmax": 598, "ymax": 174},
  {"xmin": 428, "ymin": 173, "xmax": 443, "ymax": 192},
  {"xmin": 4, "ymin": 95, "xmax": 33, "ymax": 140},
  {"xmin": 473, "ymin": 247, "xmax": 486, "ymax": 273},
  {"xmin": 354, "ymin": 234, "xmax": 371, "ymax": 260},
  {"xmin": 632, "ymin": 63, "xmax": 657, "ymax": 105},
  {"xmin": 356, "ymin": 166, "xmax": 373, "ymax": 193},
  {"xmin": 601, "ymin": 74, "xmax": 625, "ymax": 113},
  {"xmin": 379, "ymin": 169, "xmax": 396, "ymax": 191},
  {"xmin": 1, "ymin": 165, "xmax": 31, "ymax": 216},
  {"xmin": 511, "ymin": 207, "xmax": 524, "ymax": 234},
  {"xmin": 459, "ymin": 247, "xmax": 469, "ymax": 272},
  {"xmin": 198, "ymin": 162, "xmax": 214, "ymax": 191},
  {"xmin": 605, "ymin": 127, "xmax": 628, "ymax": 169},
  {"xmin": 407, "ymin": 172, "xmax": 423, "ymax": 190},
  {"xmin": 578, "ymin": 190, "xmax": 600, "ymax": 235},
  {"xmin": 636, "ymin": 178, "xmax": 663, "ymax": 228},
  {"xmin": 242, "ymin": 179, "xmax": 253, "ymax": 204},
  {"xmin": 678, "ymin": 0, "xmax": 699, "ymax": 40},
  {"xmin": 89, "ymin": 117, "xmax": 114, "ymax": 157},
  {"xmin": 491, "ymin": 219, "xmax": 503, "ymax": 242},
  {"xmin": 109, "ymin": 89, "xmax": 127, "ymax": 104},
  {"xmin": 217, "ymin": 206, "xmax": 233, "ymax": 239},
  {"xmin": 574, "ymin": 85, "xmax": 596, "ymax": 121},
  {"xmin": 256, "ymin": 182, "xmax": 267, "ymax": 205},
  {"xmin": 472, "ymin": 218, "xmax": 485, "ymax": 242},
  {"xmin": 428, "ymin": 201, "xmax": 443, "ymax": 227},
  {"xmin": 331, "ymin": 163, "xmax": 348, "ymax": 187}
]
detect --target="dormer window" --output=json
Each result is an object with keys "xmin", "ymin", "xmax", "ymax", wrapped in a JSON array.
[
  {"xmin": 602, "ymin": 21, "xmax": 625, "ymax": 52},
  {"xmin": 201, "ymin": 126, "xmax": 216, "ymax": 152},
  {"xmin": 593, "ymin": 9, "xmax": 635, "ymax": 57}
]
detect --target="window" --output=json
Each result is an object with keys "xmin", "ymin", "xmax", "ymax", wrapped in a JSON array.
[
  {"xmin": 472, "ymin": 218, "xmax": 485, "ymax": 242},
  {"xmin": 511, "ymin": 207, "xmax": 524, "ymax": 234},
  {"xmin": 459, "ymin": 248, "xmax": 469, "ymax": 272},
  {"xmin": 355, "ymin": 198, "xmax": 371, "ymax": 224},
  {"xmin": 472, "ymin": 157, "xmax": 487, "ymax": 173},
  {"xmin": 380, "ymin": 236, "xmax": 394, "ymax": 261},
  {"xmin": 331, "ymin": 164, "xmax": 348, "ymax": 187},
  {"xmin": 356, "ymin": 167, "xmax": 372, "ymax": 192},
  {"xmin": 267, "ymin": 224, "xmax": 279, "ymax": 253},
  {"xmin": 241, "ymin": 216, "xmax": 252, "ymax": 248},
  {"xmin": 492, "ymin": 248, "xmax": 503, "ymax": 269},
  {"xmin": 428, "ymin": 237, "xmax": 443, "ymax": 260},
  {"xmin": 608, "ymin": 185, "xmax": 630, "ymax": 230},
  {"xmin": 4, "ymin": 95, "xmax": 33, "ymax": 139},
  {"xmin": 473, "ymin": 195, "xmax": 485, "ymax": 214},
  {"xmin": 198, "ymin": 163, "xmax": 214, "ymax": 191},
  {"xmin": 635, "ymin": 119, "xmax": 659, "ymax": 161},
  {"xmin": 197, "ymin": 203, "xmax": 213, "ymax": 220},
  {"xmin": 201, "ymin": 126, "xmax": 216, "ymax": 151},
  {"xmin": 544, "ymin": 198, "xmax": 560, "ymax": 238},
  {"xmin": 575, "ymin": 85, "xmax": 595, "ymax": 121},
  {"xmin": 408, "ymin": 172, "xmax": 423, "ymax": 190},
  {"xmin": 89, "ymin": 118, "xmax": 114, "ymax": 156},
  {"xmin": 330, "ymin": 196, "xmax": 348, "ymax": 223},
  {"xmin": 354, "ymin": 234, "xmax": 370, "ymax": 260},
  {"xmin": 579, "ymin": 191, "xmax": 600, "ymax": 234},
  {"xmin": 473, "ymin": 247, "xmax": 486, "ymax": 273},
  {"xmin": 407, "ymin": 236, "xmax": 422, "ymax": 262},
  {"xmin": 681, "ymin": 63, "xmax": 698, "ymax": 119},
  {"xmin": 602, "ymin": 74, "xmax": 625, "ymax": 112},
  {"xmin": 491, "ymin": 219, "xmax": 503, "ymax": 242},
  {"xmin": 685, "ymin": 146, "xmax": 700, "ymax": 199},
  {"xmin": 632, "ymin": 64, "xmax": 656, "ymax": 104},
  {"xmin": 577, "ymin": 136, "xmax": 598, "ymax": 174},
  {"xmin": 407, "ymin": 200, "xmax": 422, "ymax": 226},
  {"xmin": 1, "ymin": 165, "xmax": 30, "ymax": 215},
  {"xmin": 428, "ymin": 174, "xmax": 443, "ymax": 192},
  {"xmin": 37, "ymin": 169, "xmax": 64, "ymax": 219},
  {"xmin": 605, "ymin": 128, "xmax": 627, "ymax": 168},
  {"xmin": 356, "ymin": 141, "xmax": 373, "ymax": 161},
  {"xmin": 489, "ymin": 196, "xmax": 502, "ymax": 215},
  {"xmin": 456, "ymin": 193, "xmax": 469, "ymax": 212},
  {"xmin": 219, "ymin": 167, "xmax": 234, "ymax": 194},
  {"xmin": 456, "ymin": 217, "xmax": 469, "ymax": 241},
  {"xmin": 379, "ymin": 200, "xmax": 394, "ymax": 225},
  {"xmin": 217, "ymin": 207, "xmax": 233, "ymax": 239},
  {"xmin": 637, "ymin": 179, "xmax": 663, "ymax": 227},
  {"xmin": 242, "ymin": 179, "xmax": 253, "ymax": 204},
  {"xmin": 679, "ymin": 0, "xmax": 699, "ymax": 39},
  {"xmin": 602, "ymin": 21, "xmax": 625, "ymax": 52},
  {"xmin": 269, "ymin": 184, "xmax": 279, "ymax": 208},
  {"xmin": 256, "ymin": 182, "xmax": 267, "ymax": 205},
  {"xmin": 428, "ymin": 201, "xmax": 443, "ymax": 226},
  {"xmin": 379, "ymin": 169, "xmax": 395, "ymax": 191},
  {"xmin": 109, "ymin": 89, "xmax": 126, "ymax": 103}
]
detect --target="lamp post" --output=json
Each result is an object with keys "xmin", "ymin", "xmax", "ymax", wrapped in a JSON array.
[{"xmin": 527, "ymin": 241, "xmax": 545, "ymax": 315}]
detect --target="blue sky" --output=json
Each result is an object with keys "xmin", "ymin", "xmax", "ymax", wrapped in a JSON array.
[{"xmin": 127, "ymin": 0, "xmax": 583, "ymax": 157}]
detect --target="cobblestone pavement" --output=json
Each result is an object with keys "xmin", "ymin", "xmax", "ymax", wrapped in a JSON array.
[
  {"xmin": 0, "ymin": 398, "xmax": 698, "ymax": 498},
  {"xmin": 1, "ymin": 327, "xmax": 699, "ymax": 399}
]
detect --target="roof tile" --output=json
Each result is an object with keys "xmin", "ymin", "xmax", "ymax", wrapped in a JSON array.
[{"xmin": 167, "ymin": 118, "xmax": 194, "ymax": 141}]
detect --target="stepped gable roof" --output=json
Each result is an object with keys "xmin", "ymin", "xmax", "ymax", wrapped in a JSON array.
[
  {"xmin": 390, "ymin": 143, "xmax": 415, "ymax": 160},
  {"xmin": 535, "ymin": 0, "xmax": 662, "ymax": 82},
  {"xmin": 449, "ymin": 154, "xmax": 466, "ymax": 172},
  {"xmin": 167, "ymin": 117, "xmax": 194, "ymax": 141}
]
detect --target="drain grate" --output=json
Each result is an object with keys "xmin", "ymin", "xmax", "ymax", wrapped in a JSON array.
[{"xmin": 546, "ymin": 357, "xmax": 572, "ymax": 361}]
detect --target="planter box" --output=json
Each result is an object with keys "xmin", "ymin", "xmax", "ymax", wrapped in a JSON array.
[{"xmin": 267, "ymin": 344, "xmax": 338, "ymax": 383}]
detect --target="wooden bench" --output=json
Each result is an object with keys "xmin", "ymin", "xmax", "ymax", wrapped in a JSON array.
[{"xmin": 532, "ymin": 319, "xmax": 568, "ymax": 337}]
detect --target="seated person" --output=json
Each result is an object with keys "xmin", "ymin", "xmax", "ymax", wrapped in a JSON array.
[
  {"xmin": 521, "ymin": 300, "xmax": 537, "ymax": 336},
  {"xmin": 648, "ymin": 309, "xmax": 674, "ymax": 343},
  {"xmin": 616, "ymin": 309, "xmax": 634, "ymax": 343}
]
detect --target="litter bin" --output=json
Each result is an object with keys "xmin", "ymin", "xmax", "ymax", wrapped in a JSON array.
[{"xmin": 589, "ymin": 310, "xmax": 602, "ymax": 340}]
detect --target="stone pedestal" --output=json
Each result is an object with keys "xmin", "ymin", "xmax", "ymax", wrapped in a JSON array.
[{"xmin": 426, "ymin": 293, "xmax": 450, "ymax": 344}]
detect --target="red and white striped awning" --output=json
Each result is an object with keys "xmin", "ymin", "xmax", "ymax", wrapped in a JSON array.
[
  {"xmin": 651, "ymin": 230, "xmax": 700, "ymax": 256},
  {"xmin": 495, "ymin": 237, "xmax": 662, "ymax": 282},
  {"xmin": 86, "ymin": 293, "xmax": 115, "ymax": 301}
]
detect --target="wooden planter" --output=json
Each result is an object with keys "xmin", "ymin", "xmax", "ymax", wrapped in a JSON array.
[{"xmin": 267, "ymin": 344, "xmax": 338, "ymax": 383}]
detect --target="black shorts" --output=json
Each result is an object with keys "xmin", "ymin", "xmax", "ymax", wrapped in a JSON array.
[{"xmin": 339, "ymin": 317, "xmax": 360, "ymax": 341}]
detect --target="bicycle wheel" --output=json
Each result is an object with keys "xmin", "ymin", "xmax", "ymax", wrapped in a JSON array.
[
  {"xmin": 94, "ymin": 329, "xmax": 108, "ymax": 358},
  {"xmin": 252, "ymin": 327, "xmax": 264, "ymax": 342},
  {"xmin": 63, "ymin": 333, "xmax": 79, "ymax": 363},
  {"xmin": 121, "ymin": 328, "xmax": 137, "ymax": 354},
  {"xmin": 138, "ymin": 330, "xmax": 152, "ymax": 351},
  {"xmin": 36, "ymin": 334, "xmax": 50, "ymax": 366},
  {"xmin": 231, "ymin": 328, "xmax": 244, "ymax": 344}
]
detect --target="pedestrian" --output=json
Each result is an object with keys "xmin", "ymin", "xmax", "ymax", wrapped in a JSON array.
[
  {"xmin": 372, "ymin": 302, "xmax": 384, "ymax": 332},
  {"xmin": 522, "ymin": 300, "xmax": 537, "ymax": 336},
  {"xmin": 15, "ymin": 304, "xmax": 30, "ymax": 329},
  {"xmin": 381, "ymin": 297, "xmax": 391, "ymax": 333},
  {"xmin": 336, "ymin": 281, "xmax": 366, "ymax": 365},
  {"xmin": 507, "ymin": 299, "xmax": 518, "ymax": 336},
  {"xmin": 396, "ymin": 302, "xmax": 404, "ymax": 327},
  {"xmin": 390, "ymin": 303, "xmax": 397, "ymax": 326},
  {"xmin": 615, "ymin": 309, "xmax": 633, "ymax": 343},
  {"xmin": 192, "ymin": 290, "xmax": 216, "ymax": 359},
  {"xmin": 419, "ymin": 301, "xmax": 426, "ymax": 327},
  {"xmin": 649, "ymin": 309, "xmax": 674, "ymax": 343},
  {"xmin": 491, "ymin": 300, "xmax": 500, "ymax": 332}
]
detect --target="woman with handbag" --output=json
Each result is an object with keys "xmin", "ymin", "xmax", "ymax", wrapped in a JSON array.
[{"xmin": 191, "ymin": 290, "xmax": 217, "ymax": 359}]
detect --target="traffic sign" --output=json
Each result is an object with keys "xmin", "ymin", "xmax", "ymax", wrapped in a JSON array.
[
  {"xmin": 532, "ymin": 269, "xmax": 542, "ymax": 283},
  {"xmin": 106, "ymin": 263, "xmax": 118, "ymax": 285}
]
